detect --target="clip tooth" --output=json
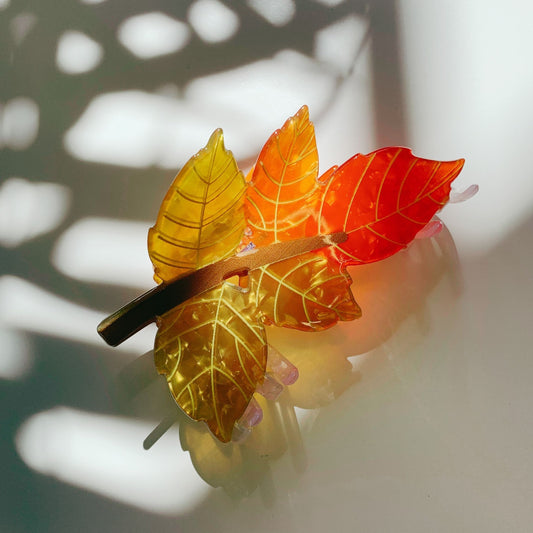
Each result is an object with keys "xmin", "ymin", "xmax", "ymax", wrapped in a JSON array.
[
  {"xmin": 449, "ymin": 184, "xmax": 478, "ymax": 204},
  {"xmin": 256, "ymin": 373, "xmax": 284, "ymax": 400},
  {"xmin": 415, "ymin": 219, "xmax": 443, "ymax": 240}
]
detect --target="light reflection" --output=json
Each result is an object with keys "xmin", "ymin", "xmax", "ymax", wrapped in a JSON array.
[
  {"xmin": 0, "ymin": 0, "xmax": 10, "ymax": 10},
  {"xmin": 0, "ymin": 328, "xmax": 33, "ymax": 380},
  {"xmin": 187, "ymin": 0, "xmax": 240, "ymax": 43},
  {"xmin": 64, "ymin": 90, "xmax": 178, "ymax": 168},
  {"xmin": 117, "ymin": 12, "xmax": 190, "ymax": 59},
  {"xmin": 56, "ymin": 30, "xmax": 104, "ymax": 74},
  {"xmin": 314, "ymin": 14, "xmax": 367, "ymax": 75},
  {"xmin": 184, "ymin": 50, "xmax": 337, "ymax": 158},
  {"xmin": 398, "ymin": 0, "xmax": 533, "ymax": 256},
  {"xmin": 64, "ymin": 90, "xmax": 235, "ymax": 169},
  {"xmin": 246, "ymin": 0, "xmax": 296, "ymax": 27},
  {"xmin": 0, "ymin": 276, "xmax": 155, "ymax": 356},
  {"xmin": 0, "ymin": 177, "xmax": 70, "ymax": 248},
  {"xmin": 63, "ymin": 90, "xmax": 237, "ymax": 169},
  {"xmin": 63, "ymin": 49, "xmax": 337, "ymax": 170},
  {"xmin": 1, "ymin": 97, "xmax": 39, "ymax": 150},
  {"xmin": 15, "ymin": 407, "xmax": 210, "ymax": 515},
  {"xmin": 52, "ymin": 217, "xmax": 154, "ymax": 289}
]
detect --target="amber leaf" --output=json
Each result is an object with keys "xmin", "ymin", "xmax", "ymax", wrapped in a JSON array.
[
  {"xmin": 248, "ymin": 250, "xmax": 361, "ymax": 332},
  {"xmin": 154, "ymin": 283, "xmax": 267, "ymax": 443},
  {"xmin": 314, "ymin": 147, "xmax": 465, "ymax": 266},
  {"xmin": 148, "ymin": 129, "xmax": 246, "ymax": 283},
  {"xmin": 244, "ymin": 105, "xmax": 319, "ymax": 247}
]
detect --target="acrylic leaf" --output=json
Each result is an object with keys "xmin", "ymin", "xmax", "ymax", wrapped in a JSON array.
[
  {"xmin": 148, "ymin": 129, "xmax": 246, "ymax": 283},
  {"xmin": 314, "ymin": 147, "xmax": 465, "ymax": 266},
  {"xmin": 154, "ymin": 283, "xmax": 267, "ymax": 443},
  {"xmin": 248, "ymin": 250, "xmax": 361, "ymax": 332},
  {"xmin": 244, "ymin": 105, "xmax": 319, "ymax": 247}
]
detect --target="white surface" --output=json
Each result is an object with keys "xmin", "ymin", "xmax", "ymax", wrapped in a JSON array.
[
  {"xmin": 398, "ymin": 0, "xmax": 533, "ymax": 257},
  {"xmin": 4, "ymin": 1, "xmax": 533, "ymax": 531}
]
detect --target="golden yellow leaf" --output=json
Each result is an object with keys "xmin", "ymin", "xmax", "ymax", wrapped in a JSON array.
[
  {"xmin": 148, "ymin": 129, "xmax": 246, "ymax": 283},
  {"xmin": 154, "ymin": 283, "xmax": 267, "ymax": 443}
]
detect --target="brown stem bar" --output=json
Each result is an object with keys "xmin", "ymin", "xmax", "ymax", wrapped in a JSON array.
[{"xmin": 97, "ymin": 232, "xmax": 347, "ymax": 347}]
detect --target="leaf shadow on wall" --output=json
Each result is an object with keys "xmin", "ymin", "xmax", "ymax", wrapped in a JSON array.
[
  {"xmin": 2, "ymin": 0, "xmax": 410, "ymax": 528},
  {"xmin": 120, "ymin": 224, "xmax": 461, "ymax": 502}
]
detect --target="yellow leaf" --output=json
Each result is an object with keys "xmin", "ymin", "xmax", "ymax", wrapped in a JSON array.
[
  {"xmin": 248, "ymin": 250, "xmax": 361, "ymax": 331},
  {"xmin": 154, "ymin": 283, "xmax": 267, "ymax": 443},
  {"xmin": 148, "ymin": 129, "xmax": 246, "ymax": 283}
]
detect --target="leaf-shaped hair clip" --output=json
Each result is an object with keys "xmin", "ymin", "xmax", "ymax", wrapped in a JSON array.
[{"xmin": 98, "ymin": 106, "xmax": 469, "ymax": 442}]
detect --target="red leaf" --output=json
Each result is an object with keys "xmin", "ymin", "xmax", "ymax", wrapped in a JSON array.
[{"xmin": 312, "ymin": 147, "xmax": 464, "ymax": 265}]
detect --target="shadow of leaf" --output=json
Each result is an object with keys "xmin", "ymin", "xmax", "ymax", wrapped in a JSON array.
[{"xmin": 119, "ymin": 223, "xmax": 460, "ymax": 497}]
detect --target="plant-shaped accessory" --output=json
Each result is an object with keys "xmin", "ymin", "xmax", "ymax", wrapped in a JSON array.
[{"xmin": 99, "ymin": 106, "xmax": 465, "ymax": 442}]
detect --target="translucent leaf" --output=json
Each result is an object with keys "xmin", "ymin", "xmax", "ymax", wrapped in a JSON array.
[
  {"xmin": 148, "ymin": 129, "xmax": 246, "ymax": 283},
  {"xmin": 248, "ymin": 250, "xmax": 361, "ymax": 331},
  {"xmin": 244, "ymin": 105, "xmax": 319, "ymax": 246},
  {"xmin": 154, "ymin": 283, "xmax": 267, "ymax": 443},
  {"xmin": 314, "ymin": 147, "xmax": 465, "ymax": 266}
]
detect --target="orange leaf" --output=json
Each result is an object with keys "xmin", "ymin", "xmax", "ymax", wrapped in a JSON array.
[
  {"xmin": 244, "ymin": 105, "xmax": 319, "ymax": 247},
  {"xmin": 248, "ymin": 250, "xmax": 360, "ymax": 331},
  {"xmin": 313, "ymin": 147, "xmax": 464, "ymax": 265}
]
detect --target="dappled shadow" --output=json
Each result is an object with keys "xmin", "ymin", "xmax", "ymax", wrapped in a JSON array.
[{"xmin": 1, "ymin": 0, "xmax": 409, "ymax": 530}]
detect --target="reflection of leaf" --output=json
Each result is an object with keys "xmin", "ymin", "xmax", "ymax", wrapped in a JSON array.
[
  {"xmin": 179, "ymin": 414, "xmax": 246, "ymax": 488},
  {"xmin": 314, "ymin": 147, "xmax": 465, "ymax": 266},
  {"xmin": 249, "ymin": 250, "xmax": 361, "ymax": 331},
  {"xmin": 154, "ymin": 283, "xmax": 267, "ymax": 443},
  {"xmin": 148, "ymin": 129, "xmax": 246, "ymax": 283},
  {"xmin": 244, "ymin": 105, "xmax": 319, "ymax": 247},
  {"xmin": 179, "ymin": 393, "xmax": 288, "ymax": 492}
]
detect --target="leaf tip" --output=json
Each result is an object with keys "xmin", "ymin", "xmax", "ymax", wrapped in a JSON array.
[
  {"xmin": 442, "ymin": 156, "xmax": 466, "ymax": 186},
  {"xmin": 206, "ymin": 128, "xmax": 225, "ymax": 150},
  {"xmin": 295, "ymin": 104, "xmax": 309, "ymax": 120},
  {"xmin": 317, "ymin": 165, "xmax": 338, "ymax": 185}
]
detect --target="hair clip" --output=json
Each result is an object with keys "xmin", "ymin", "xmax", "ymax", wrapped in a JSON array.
[{"xmin": 98, "ymin": 106, "xmax": 467, "ymax": 443}]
